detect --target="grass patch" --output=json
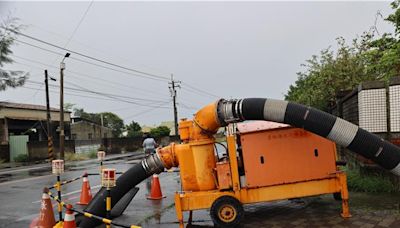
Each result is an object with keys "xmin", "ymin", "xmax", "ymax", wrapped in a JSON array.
[
  {"xmin": 65, "ymin": 149, "xmax": 99, "ymax": 161},
  {"xmin": 13, "ymin": 154, "xmax": 29, "ymax": 162},
  {"xmin": 87, "ymin": 151, "xmax": 97, "ymax": 159},
  {"xmin": 345, "ymin": 168, "xmax": 396, "ymax": 193}
]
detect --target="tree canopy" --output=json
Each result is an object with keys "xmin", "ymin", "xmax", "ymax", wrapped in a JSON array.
[
  {"xmin": 0, "ymin": 17, "xmax": 28, "ymax": 91},
  {"xmin": 126, "ymin": 120, "xmax": 142, "ymax": 137},
  {"xmin": 150, "ymin": 126, "xmax": 171, "ymax": 138},
  {"xmin": 285, "ymin": 1, "xmax": 400, "ymax": 111}
]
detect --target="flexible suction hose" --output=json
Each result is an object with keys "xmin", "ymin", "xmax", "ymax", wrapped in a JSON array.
[
  {"xmin": 78, "ymin": 154, "xmax": 164, "ymax": 227},
  {"xmin": 216, "ymin": 98, "xmax": 400, "ymax": 175}
]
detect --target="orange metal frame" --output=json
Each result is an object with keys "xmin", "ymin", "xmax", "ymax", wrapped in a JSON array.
[{"xmin": 174, "ymin": 133, "xmax": 351, "ymax": 228}]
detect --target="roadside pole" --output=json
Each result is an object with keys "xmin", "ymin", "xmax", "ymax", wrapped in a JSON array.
[{"xmin": 45, "ymin": 70, "xmax": 54, "ymax": 161}]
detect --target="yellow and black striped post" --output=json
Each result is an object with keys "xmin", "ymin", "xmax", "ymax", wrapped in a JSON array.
[
  {"xmin": 48, "ymin": 136, "xmax": 54, "ymax": 160},
  {"xmin": 106, "ymin": 188, "xmax": 111, "ymax": 228},
  {"xmin": 56, "ymin": 175, "xmax": 63, "ymax": 221}
]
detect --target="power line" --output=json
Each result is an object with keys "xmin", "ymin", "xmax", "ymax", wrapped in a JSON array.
[
  {"xmin": 24, "ymin": 24, "xmax": 172, "ymax": 79},
  {"xmin": 123, "ymin": 100, "xmax": 172, "ymax": 120},
  {"xmin": 181, "ymin": 82, "xmax": 220, "ymax": 98},
  {"xmin": 63, "ymin": 1, "xmax": 94, "ymax": 49},
  {"xmin": 13, "ymin": 36, "xmax": 222, "ymax": 99},
  {"xmin": 65, "ymin": 80, "xmax": 169, "ymax": 106},
  {"xmin": 14, "ymin": 40, "xmax": 168, "ymax": 82},
  {"xmin": 12, "ymin": 54, "xmax": 169, "ymax": 97},
  {"xmin": 25, "ymin": 80, "xmax": 169, "ymax": 105},
  {"xmin": 21, "ymin": 85, "xmax": 171, "ymax": 109},
  {"xmin": 2, "ymin": 26, "xmax": 171, "ymax": 81}
]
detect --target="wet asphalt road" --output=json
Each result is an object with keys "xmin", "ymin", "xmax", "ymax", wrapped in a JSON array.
[{"xmin": 0, "ymin": 154, "xmax": 145, "ymax": 228}]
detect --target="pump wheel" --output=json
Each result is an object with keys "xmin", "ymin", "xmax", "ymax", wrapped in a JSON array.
[{"xmin": 210, "ymin": 196, "xmax": 244, "ymax": 227}]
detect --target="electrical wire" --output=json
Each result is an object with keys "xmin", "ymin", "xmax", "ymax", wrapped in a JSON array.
[
  {"xmin": 63, "ymin": 1, "xmax": 94, "ymax": 49},
  {"xmin": 25, "ymin": 80, "xmax": 169, "ymax": 106},
  {"xmin": 12, "ymin": 54, "xmax": 169, "ymax": 97},
  {"xmin": 123, "ymin": 100, "xmax": 172, "ymax": 119},
  {"xmin": 14, "ymin": 37, "xmax": 221, "ymax": 99},
  {"xmin": 14, "ymin": 40, "xmax": 169, "ymax": 83},
  {"xmin": 64, "ymin": 80, "xmax": 169, "ymax": 108},
  {"xmin": 181, "ymin": 82, "xmax": 220, "ymax": 98},
  {"xmin": 2, "ymin": 26, "xmax": 170, "ymax": 81},
  {"xmin": 21, "ymin": 85, "xmax": 171, "ymax": 109}
]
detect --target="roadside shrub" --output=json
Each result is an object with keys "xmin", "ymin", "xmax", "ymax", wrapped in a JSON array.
[
  {"xmin": 88, "ymin": 151, "xmax": 97, "ymax": 159},
  {"xmin": 65, "ymin": 152, "xmax": 88, "ymax": 161},
  {"xmin": 14, "ymin": 154, "xmax": 29, "ymax": 162},
  {"xmin": 345, "ymin": 168, "xmax": 396, "ymax": 193}
]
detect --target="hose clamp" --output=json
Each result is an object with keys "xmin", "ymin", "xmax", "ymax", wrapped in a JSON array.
[
  {"xmin": 219, "ymin": 99, "xmax": 241, "ymax": 124},
  {"xmin": 141, "ymin": 153, "xmax": 164, "ymax": 175}
]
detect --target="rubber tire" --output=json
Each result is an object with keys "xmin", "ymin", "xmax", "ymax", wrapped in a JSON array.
[
  {"xmin": 333, "ymin": 192, "xmax": 342, "ymax": 201},
  {"xmin": 210, "ymin": 196, "xmax": 244, "ymax": 228}
]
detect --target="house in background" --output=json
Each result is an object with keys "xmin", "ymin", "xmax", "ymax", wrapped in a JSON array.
[
  {"xmin": 70, "ymin": 116, "xmax": 112, "ymax": 140},
  {"xmin": 0, "ymin": 101, "xmax": 71, "ymax": 161}
]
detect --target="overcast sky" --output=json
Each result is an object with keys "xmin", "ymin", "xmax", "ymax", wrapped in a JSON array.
[{"xmin": 0, "ymin": 1, "xmax": 395, "ymax": 126}]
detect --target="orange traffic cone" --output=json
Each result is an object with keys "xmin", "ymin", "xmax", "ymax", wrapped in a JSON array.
[
  {"xmin": 33, "ymin": 188, "xmax": 56, "ymax": 228},
  {"xmin": 63, "ymin": 204, "xmax": 76, "ymax": 228},
  {"xmin": 29, "ymin": 217, "xmax": 39, "ymax": 228},
  {"xmin": 77, "ymin": 173, "xmax": 92, "ymax": 205},
  {"xmin": 146, "ymin": 174, "xmax": 165, "ymax": 200}
]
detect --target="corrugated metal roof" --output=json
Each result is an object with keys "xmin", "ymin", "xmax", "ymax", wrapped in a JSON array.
[
  {"xmin": 0, "ymin": 101, "xmax": 70, "ymax": 112},
  {"xmin": 237, "ymin": 121, "xmax": 290, "ymax": 134}
]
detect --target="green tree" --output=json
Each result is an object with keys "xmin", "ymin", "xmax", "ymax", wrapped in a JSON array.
[
  {"xmin": 285, "ymin": 35, "xmax": 376, "ymax": 110},
  {"xmin": 150, "ymin": 126, "xmax": 171, "ymax": 138},
  {"xmin": 286, "ymin": 1, "xmax": 400, "ymax": 110},
  {"xmin": 126, "ymin": 120, "xmax": 142, "ymax": 137},
  {"xmin": 0, "ymin": 17, "xmax": 28, "ymax": 91}
]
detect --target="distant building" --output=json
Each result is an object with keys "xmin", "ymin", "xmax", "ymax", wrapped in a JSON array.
[
  {"xmin": 70, "ymin": 116, "xmax": 112, "ymax": 140},
  {"xmin": 0, "ymin": 102, "xmax": 71, "ymax": 144},
  {"xmin": 0, "ymin": 102, "xmax": 71, "ymax": 161}
]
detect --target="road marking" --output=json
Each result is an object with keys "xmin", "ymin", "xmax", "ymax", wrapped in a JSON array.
[
  {"xmin": 0, "ymin": 174, "xmax": 54, "ymax": 186},
  {"xmin": 0, "ymin": 164, "xmax": 50, "ymax": 175}
]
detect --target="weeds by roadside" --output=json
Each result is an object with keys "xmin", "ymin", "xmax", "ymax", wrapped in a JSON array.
[
  {"xmin": 65, "ymin": 150, "xmax": 97, "ymax": 161},
  {"xmin": 344, "ymin": 167, "xmax": 396, "ymax": 193},
  {"xmin": 13, "ymin": 154, "xmax": 28, "ymax": 162}
]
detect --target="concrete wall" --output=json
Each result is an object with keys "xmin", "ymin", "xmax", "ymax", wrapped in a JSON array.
[
  {"xmin": 28, "ymin": 140, "xmax": 75, "ymax": 160},
  {"xmin": 75, "ymin": 139, "xmax": 102, "ymax": 153},
  {"xmin": 103, "ymin": 135, "xmax": 179, "ymax": 154}
]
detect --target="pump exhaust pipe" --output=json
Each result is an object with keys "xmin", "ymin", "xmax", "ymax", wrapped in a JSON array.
[{"xmin": 79, "ymin": 98, "xmax": 400, "ymax": 227}]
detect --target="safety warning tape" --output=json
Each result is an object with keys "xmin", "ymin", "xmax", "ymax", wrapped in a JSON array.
[{"xmin": 46, "ymin": 190, "xmax": 141, "ymax": 228}]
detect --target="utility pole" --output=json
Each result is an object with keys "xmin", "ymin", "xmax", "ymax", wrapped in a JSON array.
[
  {"xmin": 59, "ymin": 53, "xmax": 70, "ymax": 160},
  {"xmin": 45, "ymin": 70, "xmax": 54, "ymax": 160},
  {"xmin": 100, "ymin": 113, "xmax": 104, "ymax": 139},
  {"xmin": 169, "ymin": 75, "xmax": 181, "ymax": 137}
]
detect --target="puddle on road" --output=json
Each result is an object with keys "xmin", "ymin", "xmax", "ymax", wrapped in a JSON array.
[{"xmin": 0, "ymin": 173, "xmax": 12, "ymax": 183}]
